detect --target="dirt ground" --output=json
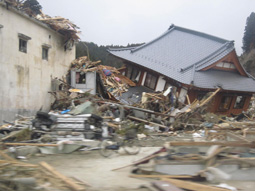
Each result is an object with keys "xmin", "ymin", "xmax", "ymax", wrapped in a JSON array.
[
  {"xmin": 27, "ymin": 144, "xmax": 255, "ymax": 191},
  {"xmin": 28, "ymin": 147, "xmax": 161, "ymax": 191}
]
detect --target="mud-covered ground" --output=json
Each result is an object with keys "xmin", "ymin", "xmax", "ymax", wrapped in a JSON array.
[
  {"xmin": 26, "ymin": 134, "xmax": 255, "ymax": 191},
  {"xmin": 28, "ymin": 147, "xmax": 161, "ymax": 191}
]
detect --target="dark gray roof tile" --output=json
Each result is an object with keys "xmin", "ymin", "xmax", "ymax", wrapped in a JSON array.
[{"xmin": 109, "ymin": 25, "xmax": 255, "ymax": 93}]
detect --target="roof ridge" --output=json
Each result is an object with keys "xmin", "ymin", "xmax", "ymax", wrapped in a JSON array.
[
  {"xmin": 131, "ymin": 24, "xmax": 231, "ymax": 54},
  {"xmin": 172, "ymin": 24, "xmax": 230, "ymax": 43},
  {"xmin": 108, "ymin": 47, "xmax": 136, "ymax": 51},
  {"xmin": 180, "ymin": 41, "xmax": 234, "ymax": 72},
  {"xmin": 130, "ymin": 26, "xmax": 175, "ymax": 53}
]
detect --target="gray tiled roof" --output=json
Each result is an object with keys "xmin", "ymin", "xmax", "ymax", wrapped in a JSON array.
[
  {"xmin": 194, "ymin": 70, "xmax": 255, "ymax": 92},
  {"xmin": 108, "ymin": 24, "xmax": 255, "ymax": 92}
]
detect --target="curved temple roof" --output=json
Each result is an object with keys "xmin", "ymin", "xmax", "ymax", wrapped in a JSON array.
[{"xmin": 109, "ymin": 24, "xmax": 255, "ymax": 92}]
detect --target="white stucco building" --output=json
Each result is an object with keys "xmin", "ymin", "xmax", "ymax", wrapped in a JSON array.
[{"xmin": 0, "ymin": 2, "xmax": 76, "ymax": 123}]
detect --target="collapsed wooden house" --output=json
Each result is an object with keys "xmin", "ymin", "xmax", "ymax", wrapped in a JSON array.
[
  {"xmin": 108, "ymin": 24, "xmax": 255, "ymax": 115},
  {"xmin": 67, "ymin": 56, "xmax": 136, "ymax": 100}
]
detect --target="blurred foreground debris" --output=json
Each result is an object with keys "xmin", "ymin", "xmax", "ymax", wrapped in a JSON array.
[
  {"xmin": 0, "ymin": 56, "xmax": 255, "ymax": 191},
  {"xmin": 0, "ymin": 150, "xmax": 85, "ymax": 191}
]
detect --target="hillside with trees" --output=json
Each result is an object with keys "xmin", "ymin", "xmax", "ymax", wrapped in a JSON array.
[
  {"xmin": 240, "ymin": 12, "xmax": 255, "ymax": 77},
  {"xmin": 75, "ymin": 41, "xmax": 144, "ymax": 68}
]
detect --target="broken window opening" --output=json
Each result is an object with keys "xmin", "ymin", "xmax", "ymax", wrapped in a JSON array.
[
  {"xmin": 197, "ymin": 92, "xmax": 207, "ymax": 101},
  {"xmin": 164, "ymin": 82, "xmax": 172, "ymax": 91},
  {"xmin": 42, "ymin": 47, "xmax": 49, "ymax": 60},
  {"xmin": 76, "ymin": 72, "xmax": 86, "ymax": 84},
  {"xmin": 218, "ymin": 96, "xmax": 233, "ymax": 111},
  {"xmin": 234, "ymin": 96, "xmax": 246, "ymax": 109},
  {"xmin": 19, "ymin": 38, "xmax": 27, "ymax": 53},
  {"xmin": 144, "ymin": 73, "xmax": 157, "ymax": 90}
]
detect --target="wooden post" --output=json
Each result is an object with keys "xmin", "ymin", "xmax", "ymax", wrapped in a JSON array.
[{"xmin": 40, "ymin": 162, "xmax": 85, "ymax": 191}]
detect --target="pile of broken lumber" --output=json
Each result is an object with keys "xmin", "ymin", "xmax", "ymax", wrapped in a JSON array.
[
  {"xmin": 0, "ymin": 150, "xmax": 86, "ymax": 191},
  {"xmin": 5, "ymin": 0, "xmax": 80, "ymax": 45}
]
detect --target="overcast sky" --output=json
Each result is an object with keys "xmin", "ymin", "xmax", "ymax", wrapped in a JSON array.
[{"xmin": 38, "ymin": 0, "xmax": 255, "ymax": 56}]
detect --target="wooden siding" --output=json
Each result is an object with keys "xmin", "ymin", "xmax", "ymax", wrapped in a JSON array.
[{"xmin": 187, "ymin": 90, "xmax": 252, "ymax": 116}]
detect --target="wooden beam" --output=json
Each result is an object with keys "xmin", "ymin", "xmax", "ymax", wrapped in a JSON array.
[
  {"xmin": 199, "ymin": 88, "xmax": 221, "ymax": 107},
  {"xmin": 112, "ymin": 147, "xmax": 166, "ymax": 171},
  {"xmin": 128, "ymin": 116, "xmax": 167, "ymax": 129},
  {"xmin": 0, "ymin": 160, "xmax": 38, "ymax": 167},
  {"xmin": 186, "ymin": 95, "xmax": 191, "ymax": 105},
  {"xmin": 40, "ymin": 162, "xmax": 85, "ymax": 191},
  {"xmin": 3, "ymin": 143, "xmax": 58, "ymax": 147},
  {"xmin": 130, "ymin": 174, "xmax": 192, "ymax": 179},
  {"xmin": 226, "ymin": 132, "xmax": 251, "ymax": 143},
  {"xmin": 169, "ymin": 141, "xmax": 255, "ymax": 148},
  {"xmin": 161, "ymin": 178, "xmax": 231, "ymax": 191},
  {"xmin": 0, "ymin": 150, "xmax": 16, "ymax": 161}
]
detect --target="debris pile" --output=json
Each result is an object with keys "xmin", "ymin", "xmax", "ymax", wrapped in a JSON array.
[
  {"xmin": 37, "ymin": 15, "xmax": 80, "ymax": 47},
  {"xmin": 4, "ymin": 0, "xmax": 80, "ymax": 47},
  {"xmin": 114, "ymin": 132, "xmax": 255, "ymax": 191},
  {"xmin": 0, "ymin": 58, "xmax": 255, "ymax": 191},
  {"xmin": 0, "ymin": 151, "xmax": 86, "ymax": 191},
  {"xmin": 69, "ymin": 56, "xmax": 136, "ymax": 99},
  {"xmin": 70, "ymin": 56, "xmax": 101, "ymax": 71}
]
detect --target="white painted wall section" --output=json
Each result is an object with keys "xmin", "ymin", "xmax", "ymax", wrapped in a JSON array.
[
  {"xmin": 179, "ymin": 88, "xmax": 188, "ymax": 103},
  {"xmin": 0, "ymin": 4, "xmax": 75, "ymax": 123},
  {"xmin": 141, "ymin": 72, "xmax": 147, "ymax": 86},
  {"xmin": 155, "ymin": 76, "xmax": 166, "ymax": 92}
]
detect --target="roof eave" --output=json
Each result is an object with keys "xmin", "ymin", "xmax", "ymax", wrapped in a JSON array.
[{"xmin": 0, "ymin": 1, "xmax": 65, "ymax": 38}]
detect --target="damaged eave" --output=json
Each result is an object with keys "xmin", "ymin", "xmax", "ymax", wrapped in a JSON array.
[{"xmin": 0, "ymin": 1, "xmax": 66, "ymax": 38}]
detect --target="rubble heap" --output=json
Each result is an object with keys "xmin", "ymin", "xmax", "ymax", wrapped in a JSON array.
[
  {"xmin": 4, "ymin": 0, "xmax": 80, "ymax": 47},
  {"xmin": 0, "ymin": 151, "xmax": 86, "ymax": 191}
]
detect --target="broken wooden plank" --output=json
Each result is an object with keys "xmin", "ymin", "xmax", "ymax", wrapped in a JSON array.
[
  {"xmin": 0, "ymin": 150, "xmax": 17, "ymax": 161},
  {"xmin": 199, "ymin": 88, "xmax": 221, "ymax": 107},
  {"xmin": 71, "ymin": 176, "xmax": 92, "ymax": 187},
  {"xmin": 128, "ymin": 116, "xmax": 167, "ymax": 129},
  {"xmin": 0, "ymin": 160, "xmax": 38, "ymax": 167},
  {"xmin": 130, "ymin": 174, "xmax": 192, "ymax": 179},
  {"xmin": 112, "ymin": 147, "xmax": 166, "ymax": 171},
  {"xmin": 168, "ymin": 141, "xmax": 255, "ymax": 148},
  {"xmin": 161, "ymin": 178, "xmax": 231, "ymax": 191},
  {"xmin": 107, "ymin": 122, "xmax": 120, "ymax": 129},
  {"xmin": 186, "ymin": 95, "xmax": 191, "ymax": 105},
  {"xmin": 3, "ymin": 143, "xmax": 58, "ymax": 147},
  {"xmin": 40, "ymin": 161, "xmax": 85, "ymax": 191},
  {"xmin": 226, "ymin": 132, "xmax": 251, "ymax": 143}
]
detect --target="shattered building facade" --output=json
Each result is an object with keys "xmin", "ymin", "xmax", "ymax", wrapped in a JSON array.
[
  {"xmin": 109, "ymin": 24, "xmax": 255, "ymax": 115},
  {"xmin": 0, "ymin": 1, "xmax": 76, "ymax": 124}
]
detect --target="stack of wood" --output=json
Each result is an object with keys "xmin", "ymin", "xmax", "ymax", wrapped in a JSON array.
[
  {"xmin": 97, "ymin": 65, "xmax": 136, "ymax": 98},
  {"xmin": 70, "ymin": 56, "xmax": 136, "ymax": 99},
  {"xmin": 140, "ymin": 92, "xmax": 172, "ymax": 113},
  {"xmin": 70, "ymin": 56, "xmax": 101, "ymax": 72},
  {"xmin": 172, "ymin": 88, "xmax": 221, "ymax": 130}
]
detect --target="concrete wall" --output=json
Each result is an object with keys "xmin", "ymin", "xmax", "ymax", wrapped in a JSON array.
[{"xmin": 0, "ymin": 4, "xmax": 75, "ymax": 123}]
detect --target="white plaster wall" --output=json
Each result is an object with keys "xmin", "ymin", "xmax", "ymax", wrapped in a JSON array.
[
  {"xmin": 155, "ymin": 76, "xmax": 166, "ymax": 92},
  {"xmin": 179, "ymin": 88, "xmax": 188, "ymax": 103},
  {"xmin": 71, "ymin": 71, "xmax": 96, "ymax": 94},
  {"xmin": 141, "ymin": 72, "xmax": 147, "ymax": 86},
  {"xmin": 0, "ymin": 5, "xmax": 75, "ymax": 123}
]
